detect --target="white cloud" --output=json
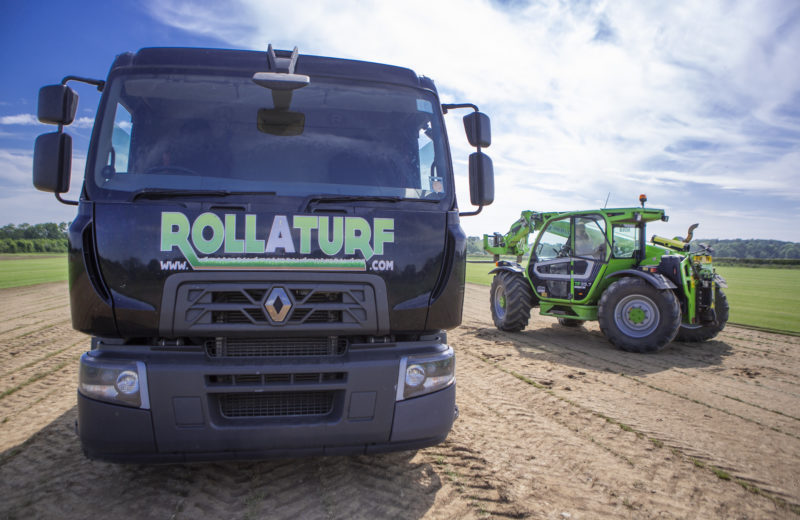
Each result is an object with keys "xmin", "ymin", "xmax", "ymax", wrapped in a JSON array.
[
  {"xmin": 0, "ymin": 187, "xmax": 82, "ymax": 225},
  {"xmin": 134, "ymin": 1, "xmax": 800, "ymax": 240},
  {"xmin": 0, "ymin": 114, "xmax": 40, "ymax": 126},
  {"xmin": 0, "ymin": 113, "xmax": 94, "ymax": 128},
  {"xmin": 0, "ymin": 149, "xmax": 85, "ymax": 226},
  {"xmin": 73, "ymin": 117, "xmax": 95, "ymax": 128}
]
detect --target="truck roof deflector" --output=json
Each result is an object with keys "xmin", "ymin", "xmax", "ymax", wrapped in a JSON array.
[{"xmin": 253, "ymin": 44, "xmax": 310, "ymax": 110}]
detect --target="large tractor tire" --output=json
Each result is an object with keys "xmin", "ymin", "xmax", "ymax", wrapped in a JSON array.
[
  {"xmin": 490, "ymin": 271, "xmax": 534, "ymax": 332},
  {"xmin": 598, "ymin": 277, "xmax": 681, "ymax": 353},
  {"xmin": 676, "ymin": 289, "xmax": 729, "ymax": 342}
]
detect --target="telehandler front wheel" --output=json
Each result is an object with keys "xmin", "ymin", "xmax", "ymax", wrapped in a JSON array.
[
  {"xmin": 676, "ymin": 289, "xmax": 729, "ymax": 342},
  {"xmin": 598, "ymin": 277, "xmax": 681, "ymax": 353},
  {"xmin": 490, "ymin": 271, "xmax": 534, "ymax": 332}
]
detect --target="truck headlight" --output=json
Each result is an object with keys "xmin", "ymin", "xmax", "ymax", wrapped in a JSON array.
[
  {"xmin": 78, "ymin": 353, "xmax": 150, "ymax": 409},
  {"xmin": 397, "ymin": 348, "xmax": 455, "ymax": 400}
]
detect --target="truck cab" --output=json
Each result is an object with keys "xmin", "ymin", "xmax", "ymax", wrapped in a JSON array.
[{"xmin": 33, "ymin": 46, "xmax": 493, "ymax": 462}]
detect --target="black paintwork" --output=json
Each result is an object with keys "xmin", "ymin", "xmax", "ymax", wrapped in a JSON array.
[{"xmin": 68, "ymin": 47, "xmax": 466, "ymax": 340}]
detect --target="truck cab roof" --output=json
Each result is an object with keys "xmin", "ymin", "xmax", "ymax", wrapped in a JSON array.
[{"xmin": 110, "ymin": 47, "xmax": 437, "ymax": 92}]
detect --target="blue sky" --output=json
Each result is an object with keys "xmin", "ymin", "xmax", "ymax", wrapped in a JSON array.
[{"xmin": 1, "ymin": 0, "xmax": 799, "ymax": 241}]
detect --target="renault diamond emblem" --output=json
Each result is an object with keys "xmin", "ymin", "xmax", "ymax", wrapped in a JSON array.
[{"xmin": 264, "ymin": 287, "xmax": 293, "ymax": 324}]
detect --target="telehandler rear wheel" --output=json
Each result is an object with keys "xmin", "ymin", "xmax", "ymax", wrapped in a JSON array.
[
  {"xmin": 490, "ymin": 271, "xmax": 534, "ymax": 332},
  {"xmin": 676, "ymin": 289, "xmax": 729, "ymax": 342},
  {"xmin": 598, "ymin": 277, "xmax": 681, "ymax": 353}
]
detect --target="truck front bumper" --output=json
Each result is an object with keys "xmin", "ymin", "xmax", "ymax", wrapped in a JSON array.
[{"xmin": 76, "ymin": 341, "xmax": 456, "ymax": 463}]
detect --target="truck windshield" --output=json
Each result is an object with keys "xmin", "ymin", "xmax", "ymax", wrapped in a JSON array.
[{"xmin": 89, "ymin": 71, "xmax": 450, "ymax": 201}]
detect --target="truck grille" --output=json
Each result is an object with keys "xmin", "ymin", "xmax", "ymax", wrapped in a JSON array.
[
  {"xmin": 205, "ymin": 337, "xmax": 348, "ymax": 358},
  {"xmin": 172, "ymin": 281, "xmax": 377, "ymax": 334},
  {"xmin": 218, "ymin": 391, "xmax": 335, "ymax": 418},
  {"xmin": 207, "ymin": 372, "xmax": 347, "ymax": 386}
]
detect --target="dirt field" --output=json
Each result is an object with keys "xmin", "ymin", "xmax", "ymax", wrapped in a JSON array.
[{"xmin": 1, "ymin": 281, "xmax": 798, "ymax": 519}]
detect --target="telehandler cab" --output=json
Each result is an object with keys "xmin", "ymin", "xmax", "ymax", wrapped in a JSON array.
[{"xmin": 483, "ymin": 197, "xmax": 728, "ymax": 352}]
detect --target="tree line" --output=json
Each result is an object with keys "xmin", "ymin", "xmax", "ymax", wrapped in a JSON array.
[
  {"xmin": 0, "ymin": 223, "xmax": 69, "ymax": 253},
  {"xmin": 694, "ymin": 238, "xmax": 800, "ymax": 259}
]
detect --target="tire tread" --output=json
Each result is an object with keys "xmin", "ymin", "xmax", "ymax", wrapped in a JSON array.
[
  {"xmin": 490, "ymin": 271, "xmax": 534, "ymax": 332},
  {"xmin": 598, "ymin": 277, "xmax": 681, "ymax": 353}
]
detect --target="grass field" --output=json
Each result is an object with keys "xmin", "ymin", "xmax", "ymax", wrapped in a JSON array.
[
  {"xmin": 467, "ymin": 257, "xmax": 800, "ymax": 334},
  {"xmin": 0, "ymin": 254, "xmax": 67, "ymax": 289},
  {"xmin": 716, "ymin": 266, "xmax": 800, "ymax": 333}
]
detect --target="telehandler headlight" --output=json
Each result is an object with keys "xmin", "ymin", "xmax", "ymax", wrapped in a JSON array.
[
  {"xmin": 397, "ymin": 348, "xmax": 455, "ymax": 400},
  {"xmin": 79, "ymin": 353, "xmax": 150, "ymax": 409}
]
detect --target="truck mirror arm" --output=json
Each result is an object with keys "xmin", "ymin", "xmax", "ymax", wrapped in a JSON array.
[
  {"xmin": 61, "ymin": 75, "xmax": 105, "ymax": 92},
  {"xmin": 56, "ymin": 193, "xmax": 78, "ymax": 206}
]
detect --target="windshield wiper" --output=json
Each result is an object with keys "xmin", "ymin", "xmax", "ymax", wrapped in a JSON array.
[
  {"xmin": 132, "ymin": 188, "xmax": 276, "ymax": 201},
  {"xmin": 302, "ymin": 194, "xmax": 437, "ymax": 212}
]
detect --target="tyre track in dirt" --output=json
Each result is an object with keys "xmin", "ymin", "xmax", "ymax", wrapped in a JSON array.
[
  {"xmin": 460, "ymin": 319, "xmax": 800, "ymax": 440},
  {"xmin": 0, "ymin": 282, "xmax": 68, "ymax": 325},
  {"xmin": 463, "ymin": 288, "xmax": 800, "ymax": 431},
  {"xmin": 470, "ymin": 323, "xmax": 800, "ymax": 441},
  {"xmin": 0, "ymin": 405, "xmax": 457, "ymax": 520},
  {"xmin": 1, "ymin": 281, "xmax": 798, "ymax": 519},
  {"xmin": 464, "ymin": 304, "xmax": 800, "ymax": 403},
  {"xmin": 431, "ymin": 351, "xmax": 783, "ymax": 518},
  {"xmin": 457, "ymin": 283, "xmax": 800, "ymax": 511}
]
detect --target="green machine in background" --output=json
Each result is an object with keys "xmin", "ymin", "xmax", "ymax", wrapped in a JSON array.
[{"xmin": 483, "ymin": 196, "xmax": 728, "ymax": 353}]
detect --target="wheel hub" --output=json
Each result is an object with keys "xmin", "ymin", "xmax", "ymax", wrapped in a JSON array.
[
  {"xmin": 493, "ymin": 286, "xmax": 507, "ymax": 319},
  {"xmin": 614, "ymin": 294, "xmax": 660, "ymax": 338},
  {"xmin": 628, "ymin": 307, "xmax": 646, "ymax": 324}
]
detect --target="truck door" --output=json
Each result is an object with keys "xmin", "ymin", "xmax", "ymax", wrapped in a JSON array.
[{"xmin": 528, "ymin": 215, "xmax": 608, "ymax": 301}]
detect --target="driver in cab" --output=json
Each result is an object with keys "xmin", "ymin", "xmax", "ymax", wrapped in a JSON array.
[{"xmin": 575, "ymin": 222, "xmax": 606, "ymax": 259}]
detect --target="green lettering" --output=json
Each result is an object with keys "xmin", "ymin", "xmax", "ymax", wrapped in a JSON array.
[
  {"xmin": 293, "ymin": 216, "xmax": 318, "ymax": 254},
  {"xmin": 224, "ymin": 214, "xmax": 245, "ymax": 254},
  {"xmin": 373, "ymin": 218, "xmax": 394, "ymax": 256},
  {"xmin": 318, "ymin": 216, "xmax": 344, "ymax": 256},
  {"xmin": 160, "ymin": 211, "xmax": 193, "ymax": 259},
  {"xmin": 244, "ymin": 214, "xmax": 265, "ymax": 253},
  {"xmin": 345, "ymin": 217, "xmax": 373, "ymax": 260},
  {"xmin": 191, "ymin": 213, "xmax": 225, "ymax": 255}
]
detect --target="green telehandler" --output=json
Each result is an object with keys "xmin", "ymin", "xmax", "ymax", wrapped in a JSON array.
[{"xmin": 482, "ymin": 196, "xmax": 728, "ymax": 352}]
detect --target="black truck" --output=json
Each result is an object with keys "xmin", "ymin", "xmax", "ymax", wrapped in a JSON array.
[{"xmin": 32, "ymin": 46, "xmax": 493, "ymax": 462}]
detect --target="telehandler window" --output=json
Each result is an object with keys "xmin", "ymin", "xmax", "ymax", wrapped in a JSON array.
[
  {"xmin": 613, "ymin": 224, "xmax": 640, "ymax": 258},
  {"xmin": 574, "ymin": 216, "xmax": 606, "ymax": 259},
  {"xmin": 535, "ymin": 217, "xmax": 570, "ymax": 260}
]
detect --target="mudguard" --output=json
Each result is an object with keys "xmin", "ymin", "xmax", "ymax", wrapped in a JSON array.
[
  {"xmin": 488, "ymin": 260, "xmax": 525, "ymax": 275},
  {"xmin": 604, "ymin": 269, "xmax": 677, "ymax": 290}
]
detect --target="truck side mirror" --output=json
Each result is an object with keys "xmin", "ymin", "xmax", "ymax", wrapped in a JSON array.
[
  {"xmin": 468, "ymin": 151, "xmax": 494, "ymax": 206},
  {"xmin": 33, "ymin": 132, "xmax": 72, "ymax": 193},
  {"xmin": 38, "ymin": 85, "xmax": 79, "ymax": 125},
  {"xmin": 463, "ymin": 112, "xmax": 491, "ymax": 148}
]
